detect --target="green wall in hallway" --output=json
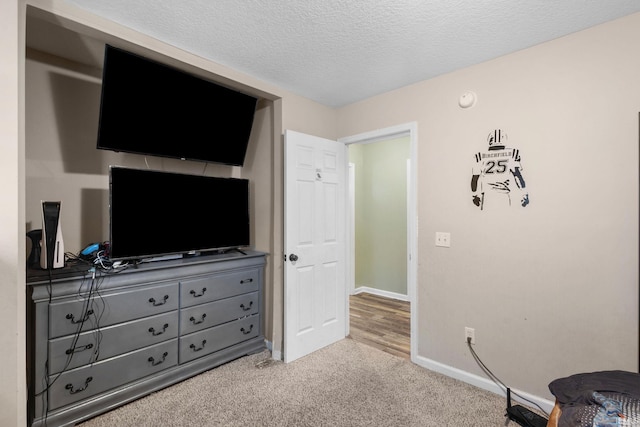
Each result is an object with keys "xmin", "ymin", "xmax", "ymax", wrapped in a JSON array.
[{"xmin": 349, "ymin": 136, "xmax": 410, "ymax": 295}]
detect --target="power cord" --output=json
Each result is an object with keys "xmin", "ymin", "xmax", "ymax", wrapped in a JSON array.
[
  {"xmin": 466, "ymin": 337, "xmax": 549, "ymax": 417},
  {"xmin": 67, "ymin": 247, "xmax": 130, "ymax": 273},
  {"xmin": 33, "ymin": 248, "xmax": 118, "ymax": 425},
  {"xmin": 36, "ymin": 267, "xmax": 107, "ymax": 425}
]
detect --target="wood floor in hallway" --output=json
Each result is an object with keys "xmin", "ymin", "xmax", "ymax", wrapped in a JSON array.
[{"xmin": 348, "ymin": 292, "xmax": 410, "ymax": 359}]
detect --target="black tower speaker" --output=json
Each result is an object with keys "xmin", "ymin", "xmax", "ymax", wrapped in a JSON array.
[{"xmin": 40, "ymin": 201, "xmax": 65, "ymax": 269}]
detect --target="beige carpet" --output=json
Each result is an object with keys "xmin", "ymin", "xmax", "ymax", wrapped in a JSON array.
[{"xmin": 78, "ymin": 338, "xmax": 515, "ymax": 426}]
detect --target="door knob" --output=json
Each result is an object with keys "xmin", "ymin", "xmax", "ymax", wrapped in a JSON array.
[{"xmin": 289, "ymin": 254, "xmax": 298, "ymax": 262}]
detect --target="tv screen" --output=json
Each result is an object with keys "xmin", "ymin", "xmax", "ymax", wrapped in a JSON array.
[
  {"xmin": 97, "ymin": 45, "xmax": 258, "ymax": 166},
  {"xmin": 109, "ymin": 167, "xmax": 250, "ymax": 261}
]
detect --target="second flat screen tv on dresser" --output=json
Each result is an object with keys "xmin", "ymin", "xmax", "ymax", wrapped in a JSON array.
[{"xmin": 109, "ymin": 166, "xmax": 250, "ymax": 261}]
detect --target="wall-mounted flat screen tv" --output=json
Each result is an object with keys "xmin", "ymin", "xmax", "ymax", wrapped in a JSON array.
[
  {"xmin": 97, "ymin": 45, "xmax": 258, "ymax": 166},
  {"xmin": 109, "ymin": 166, "xmax": 250, "ymax": 261}
]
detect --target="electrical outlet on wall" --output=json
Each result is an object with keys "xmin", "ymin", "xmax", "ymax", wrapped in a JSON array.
[
  {"xmin": 465, "ymin": 327, "xmax": 475, "ymax": 344},
  {"xmin": 435, "ymin": 232, "xmax": 451, "ymax": 247}
]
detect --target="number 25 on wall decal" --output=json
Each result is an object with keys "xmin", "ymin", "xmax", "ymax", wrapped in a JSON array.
[{"xmin": 470, "ymin": 129, "xmax": 529, "ymax": 210}]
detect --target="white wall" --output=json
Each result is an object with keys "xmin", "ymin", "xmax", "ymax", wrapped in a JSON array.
[
  {"xmin": 338, "ymin": 13, "xmax": 640, "ymax": 400},
  {"xmin": 0, "ymin": 2, "xmax": 26, "ymax": 426}
]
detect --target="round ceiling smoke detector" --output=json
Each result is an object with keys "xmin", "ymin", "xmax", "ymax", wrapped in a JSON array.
[{"xmin": 458, "ymin": 91, "xmax": 477, "ymax": 108}]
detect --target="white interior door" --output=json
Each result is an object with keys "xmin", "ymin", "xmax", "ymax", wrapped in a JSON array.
[{"xmin": 284, "ymin": 130, "xmax": 347, "ymax": 363}]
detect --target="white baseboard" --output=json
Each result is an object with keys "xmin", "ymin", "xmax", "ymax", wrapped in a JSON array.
[
  {"xmin": 353, "ymin": 286, "xmax": 409, "ymax": 302},
  {"xmin": 265, "ymin": 340, "xmax": 282, "ymax": 361},
  {"xmin": 269, "ymin": 337, "xmax": 551, "ymax": 412},
  {"xmin": 413, "ymin": 354, "xmax": 555, "ymax": 414},
  {"xmin": 299, "ymin": 287, "xmax": 551, "ymax": 413}
]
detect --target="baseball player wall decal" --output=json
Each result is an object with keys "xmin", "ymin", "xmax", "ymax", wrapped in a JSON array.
[{"xmin": 471, "ymin": 129, "xmax": 529, "ymax": 210}]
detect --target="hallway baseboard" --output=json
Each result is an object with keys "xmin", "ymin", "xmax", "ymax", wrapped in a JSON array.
[{"xmin": 353, "ymin": 286, "xmax": 408, "ymax": 302}]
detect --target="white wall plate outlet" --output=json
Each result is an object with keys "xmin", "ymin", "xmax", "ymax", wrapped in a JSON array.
[
  {"xmin": 435, "ymin": 232, "xmax": 450, "ymax": 247},
  {"xmin": 465, "ymin": 327, "xmax": 475, "ymax": 344}
]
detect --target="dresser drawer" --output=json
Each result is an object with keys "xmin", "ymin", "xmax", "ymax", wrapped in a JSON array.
[
  {"xmin": 180, "ymin": 292, "xmax": 259, "ymax": 335},
  {"xmin": 180, "ymin": 268, "xmax": 260, "ymax": 308},
  {"xmin": 48, "ymin": 311, "xmax": 178, "ymax": 374},
  {"xmin": 47, "ymin": 339, "xmax": 178, "ymax": 410},
  {"xmin": 49, "ymin": 282, "xmax": 179, "ymax": 339},
  {"xmin": 179, "ymin": 315, "xmax": 260, "ymax": 364}
]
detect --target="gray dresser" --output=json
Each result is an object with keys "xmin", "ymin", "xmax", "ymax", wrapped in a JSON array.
[{"xmin": 27, "ymin": 250, "xmax": 266, "ymax": 427}]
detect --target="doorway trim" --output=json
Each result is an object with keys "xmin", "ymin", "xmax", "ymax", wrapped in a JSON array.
[{"xmin": 339, "ymin": 122, "xmax": 418, "ymax": 362}]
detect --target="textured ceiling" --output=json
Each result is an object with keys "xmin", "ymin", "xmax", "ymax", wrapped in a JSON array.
[{"xmin": 65, "ymin": 0, "xmax": 640, "ymax": 107}]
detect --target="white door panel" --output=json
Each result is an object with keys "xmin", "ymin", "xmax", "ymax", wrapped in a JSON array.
[{"xmin": 284, "ymin": 130, "xmax": 346, "ymax": 363}]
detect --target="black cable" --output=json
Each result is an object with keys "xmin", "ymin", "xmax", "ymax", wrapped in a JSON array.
[
  {"xmin": 41, "ymin": 268, "xmax": 53, "ymax": 426},
  {"xmin": 36, "ymin": 269, "xmax": 99, "ymax": 392},
  {"xmin": 466, "ymin": 339, "xmax": 549, "ymax": 416},
  {"xmin": 65, "ymin": 270, "xmax": 100, "ymax": 367},
  {"xmin": 87, "ymin": 269, "xmax": 106, "ymax": 363},
  {"xmin": 34, "ymin": 251, "xmax": 115, "ymax": 425},
  {"xmin": 35, "ymin": 249, "xmax": 122, "ymax": 424},
  {"xmin": 37, "ymin": 263, "xmax": 115, "ymax": 389}
]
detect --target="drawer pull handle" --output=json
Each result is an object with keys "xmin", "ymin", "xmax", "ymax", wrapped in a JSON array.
[
  {"xmin": 149, "ymin": 323, "xmax": 169, "ymax": 336},
  {"xmin": 65, "ymin": 343, "xmax": 94, "ymax": 355},
  {"xmin": 240, "ymin": 278, "xmax": 253, "ymax": 284},
  {"xmin": 190, "ymin": 340, "xmax": 207, "ymax": 352},
  {"xmin": 241, "ymin": 324, "xmax": 254, "ymax": 335},
  {"xmin": 189, "ymin": 288, "xmax": 207, "ymax": 297},
  {"xmin": 240, "ymin": 301, "xmax": 253, "ymax": 311},
  {"xmin": 148, "ymin": 352, "xmax": 169, "ymax": 366},
  {"xmin": 149, "ymin": 295, "xmax": 169, "ymax": 306},
  {"xmin": 189, "ymin": 314, "xmax": 207, "ymax": 325},
  {"xmin": 65, "ymin": 376, "xmax": 93, "ymax": 395},
  {"xmin": 65, "ymin": 309, "xmax": 94, "ymax": 324}
]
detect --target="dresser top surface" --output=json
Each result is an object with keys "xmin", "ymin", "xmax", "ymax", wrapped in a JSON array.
[{"xmin": 27, "ymin": 249, "xmax": 267, "ymax": 287}]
